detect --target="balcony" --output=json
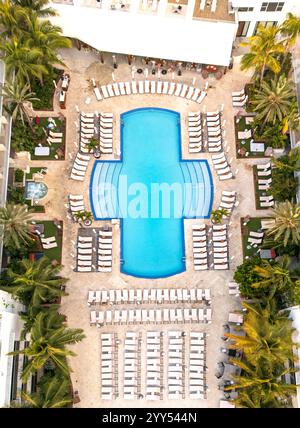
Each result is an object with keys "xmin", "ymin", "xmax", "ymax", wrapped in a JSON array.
[
  {"xmin": 193, "ymin": 0, "xmax": 235, "ymax": 22},
  {"xmin": 166, "ymin": 0, "xmax": 188, "ymax": 18},
  {"xmin": 138, "ymin": 0, "xmax": 159, "ymax": 15}
]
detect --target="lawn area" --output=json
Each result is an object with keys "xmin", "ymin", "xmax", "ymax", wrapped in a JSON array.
[
  {"xmin": 241, "ymin": 217, "xmax": 272, "ymax": 259},
  {"xmin": 30, "ymin": 220, "xmax": 63, "ymax": 263},
  {"xmin": 235, "ymin": 115, "xmax": 268, "ymax": 159},
  {"xmin": 30, "ymin": 116, "xmax": 66, "ymax": 161}
]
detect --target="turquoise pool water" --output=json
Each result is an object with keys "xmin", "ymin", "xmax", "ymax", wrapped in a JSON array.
[
  {"xmin": 90, "ymin": 108, "xmax": 213, "ymax": 278},
  {"xmin": 26, "ymin": 181, "xmax": 48, "ymax": 199}
]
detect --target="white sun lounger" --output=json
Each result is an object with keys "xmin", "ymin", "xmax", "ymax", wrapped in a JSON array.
[
  {"xmin": 174, "ymin": 83, "xmax": 182, "ymax": 96},
  {"xmin": 132, "ymin": 80, "xmax": 138, "ymax": 94},
  {"xmin": 191, "ymin": 88, "xmax": 201, "ymax": 101},
  {"xmin": 168, "ymin": 82, "xmax": 176, "ymax": 95},
  {"xmin": 197, "ymin": 91, "xmax": 207, "ymax": 104},
  {"xmin": 145, "ymin": 80, "xmax": 150, "ymax": 93},
  {"xmin": 138, "ymin": 80, "xmax": 144, "ymax": 94},
  {"xmin": 157, "ymin": 81, "xmax": 163, "ymax": 94},
  {"xmin": 125, "ymin": 82, "xmax": 131, "ymax": 95},
  {"xmin": 163, "ymin": 81, "xmax": 169, "ymax": 94},
  {"xmin": 180, "ymin": 84, "xmax": 188, "ymax": 97},
  {"xmin": 107, "ymin": 84, "xmax": 114, "ymax": 97},
  {"xmin": 112, "ymin": 82, "xmax": 120, "ymax": 96},
  {"xmin": 219, "ymin": 172, "xmax": 233, "ymax": 180},
  {"xmin": 93, "ymin": 87, "xmax": 102, "ymax": 101},
  {"xmin": 101, "ymin": 85, "xmax": 109, "ymax": 98},
  {"xmin": 71, "ymin": 173, "xmax": 84, "ymax": 181},
  {"xmin": 150, "ymin": 80, "xmax": 155, "ymax": 94},
  {"xmin": 119, "ymin": 82, "xmax": 126, "ymax": 95},
  {"xmin": 257, "ymin": 162, "xmax": 271, "ymax": 170},
  {"xmin": 186, "ymin": 87, "xmax": 195, "ymax": 100}
]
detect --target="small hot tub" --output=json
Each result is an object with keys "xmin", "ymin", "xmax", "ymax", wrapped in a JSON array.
[{"xmin": 25, "ymin": 181, "xmax": 48, "ymax": 200}]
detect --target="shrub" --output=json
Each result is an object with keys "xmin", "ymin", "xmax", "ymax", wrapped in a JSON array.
[
  {"xmin": 234, "ymin": 257, "xmax": 266, "ymax": 299},
  {"xmin": 11, "ymin": 121, "xmax": 36, "ymax": 153},
  {"xmin": 8, "ymin": 187, "xmax": 26, "ymax": 205},
  {"xmin": 14, "ymin": 169, "xmax": 24, "ymax": 183},
  {"xmin": 31, "ymin": 68, "xmax": 63, "ymax": 110}
]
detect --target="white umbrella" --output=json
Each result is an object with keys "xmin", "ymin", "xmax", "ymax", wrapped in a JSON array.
[
  {"xmin": 75, "ymin": 105, "xmax": 79, "ymax": 112},
  {"xmin": 145, "ymin": 68, "xmax": 148, "ymax": 78},
  {"xmin": 91, "ymin": 78, "xmax": 96, "ymax": 87},
  {"xmin": 112, "ymin": 72, "xmax": 115, "ymax": 81},
  {"xmin": 192, "ymin": 77, "xmax": 196, "ymax": 86},
  {"xmin": 131, "ymin": 70, "xmax": 135, "ymax": 79},
  {"xmin": 53, "ymin": 80, "xmax": 57, "ymax": 89},
  {"xmin": 158, "ymin": 69, "xmax": 161, "ymax": 79},
  {"xmin": 172, "ymin": 72, "xmax": 175, "ymax": 80}
]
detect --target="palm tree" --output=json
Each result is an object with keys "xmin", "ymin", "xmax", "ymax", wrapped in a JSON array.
[
  {"xmin": 225, "ymin": 358, "xmax": 296, "ymax": 408},
  {"xmin": 240, "ymin": 25, "xmax": 284, "ymax": 82},
  {"xmin": 0, "ymin": 257, "xmax": 68, "ymax": 307},
  {"xmin": 280, "ymin": 13, "xmax": 300, "ymax": 64},
  {"xmin": 21, "ymin": 375, "xmax": 72, "ymax": 408},
  {"xmin": 271, "ymin": 148, "xmax": 300, "ymax": 173},
  {"xmin": 25, "ymin": 14, "xmax": 71, "ymax": 76},
  {"xmin": 210, "ymin": 208, "xmax": 228, "ymax": 224},
  {"xmin": 1, "ymin": 81, "xmax": 39, "ymax": 127},
  {"xmin": 0, "ymin": 203, "xmax": 34, "ymax": 249},
  {"xmin": 250, "ymin": 76, "xmax": 296, "ymax": 128},
  {"xmin": 0, "ymin": 38, "xmax": 48, "ymax": 86},
  {"xmin": 0, "ymin": 0, "xmax": 27, "ymax": 38},
  {"xmin": 225, "ymin": 301, "xmax": 296, "ymax": 366},
  {"xmin": 251, "ymin": 255, "xmax": 294, "ymax": 298},
  {"xmin": 267, "ymin": 201, "xmax": 300, "ymax": 246},
  {"xmin": 9, "ymin": 311, "xmax": 85, "ymax": 381},
  {"xmin": 12, "ymin": 0, "xmax": 57, "ymax": 17}
]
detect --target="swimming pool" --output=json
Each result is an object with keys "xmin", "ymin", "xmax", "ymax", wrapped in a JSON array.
[{"xmin": 90, "ymin": 108, "xmax": 213, "ymax": 278}]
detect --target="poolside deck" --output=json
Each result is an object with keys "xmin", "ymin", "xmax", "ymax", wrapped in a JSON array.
[{"xmin": 12, "ymin": 47, "xmax": 271, "ymax": 407}]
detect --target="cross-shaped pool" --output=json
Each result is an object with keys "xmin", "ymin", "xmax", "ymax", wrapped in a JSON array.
[{"xmin": 90, "ymin": 108, "xmax": 213, "ymax": 278}]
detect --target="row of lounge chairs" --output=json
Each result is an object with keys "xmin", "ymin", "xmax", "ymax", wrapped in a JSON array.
[
  {"xmin": 90, "ymin": 307, "xmax": 212, "ymax": 326},
  {"xmin": 207, "ymin": 110, "xmax": 224, "ymax": 153},
  {"xmin": 211, "ymin": 152, "xmax": 233, "ymax": 180},
  {"xmin": 123, "ymin": 332, "xmax": 141, "ymax": 400},
  {"xmin": 228, "ymin": 281, "xmax": 240, "ymax": 296},
  {"xmin": 70, "ymin": 153, "xmax": 90, "ymax": 181},
  {"xmin": 258, "ymin": 177, "xmax": 272, "ymax": 191},
  {"xmin": 218, "ymin": 190, "xmax": 238, "ymax": 215},
  {"xmin": 68, "ymin": 194, "xmax": 85, "ymax": 219},
  {"xmin": 188, "ymin": 111, "xmax": 204, "ymax": 153},
  {"xmin": 87, "ymin": 287, "xmax": 211, "ymax": 306},
  {"xmin": 192, "ymin": 224, "xmax": 209, "ymax": 271},
  {"xmin": 79, "ymin": 112, "xmax": 114, "ymax": 154},
  {"xmin": 98, "ymin": 228, "xmax": 113, "ymax": 272},
  {"xmin": 76, "ymin": 236, "xmax": 94, "ymax": 272},
  {"xmin": 101, "ymin": 333, "xmax": 119, "ymax": 400},
  {"xmin": 256, "ymin": 162, "xmax": 274, "ymax": 207},
  {"xmin": 168, "ymin": 331, "xmax": 185, "ymax": 399},
  {"xmin": 189, "ymin": 332, "xmax": 207, "ymax": 399},
  {"xmin": 146, "ymin": 331, "xmax": 163, "ymax": 400},
  {"xmin": 92, "ymin": 79, "xmax": 208, "ymax": 104},
  {"xmin": 212, "ymin": 225, "xmax": 229, "ymax": 269},
  {"xmin": 232, "ymin": 89, "xmax": 248, "ymax": 108}
]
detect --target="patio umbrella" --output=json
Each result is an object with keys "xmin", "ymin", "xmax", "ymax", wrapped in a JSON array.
[
  {"xmin": 192, "ymin": 77, "xmax": 196, "ymax": 86},
  {"xmin": 91, "ymin": 77, "xmax": 96, "ymax": 87},
  {"xmin": 131, "ymin": 70, "xmax": 135, "ymax": 79},
  {"xmin": 172, "ymin": 72, "xmax": 175, "ymax": 80},
  {"xmin": 145, "ymin": 68, "xmax": 148, "ymax": 78}
]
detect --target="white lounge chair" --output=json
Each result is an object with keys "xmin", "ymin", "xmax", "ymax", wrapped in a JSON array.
[
  {"xmin": 112, "ymin": 83, "xmax": 120, "ymax": 96},
  {"xmin": 125, "ymin": 82, "xmax": 132, "ymax": 95},
  {"xmin": 168, "ymin": 82, "xmax": 176, "ymax": 95},
  {"xmin": 186, "ymin": 87, "xmax": 194, "ymax": 100},
  {"xmin": 93, "ymin": 87, "xmax": 102, "ymax": 101},
  {"xmin": 162, "ymin": 81, "xmax": 169, "ymax": 94},
  {"xmin": 132, "ymin": 81, "xmax": 138, "ymax": 94},
  {"xmin": 180, "ymin": 84, "xmax": 188, "ymax": 97},
  {"xmin": 197, "ymin": 91, "xmax": 207, "ymax": 104},
  {"xmin": 119, "ymin": 82, "xmax": 126, "ymax": 95},
  {"xmin": 191, "ymin": 88, "xmax": 201, "ymax": 101},
  {"xmin": 145, "ymin": 80, "xmax": 150, "ymax": 93},
  {"xmin": 157, "ymin": 81, "xmax": 162, "ymax": 94},
  {"xmin": 151, "ymin": 80, "xmax": 156, "ymax": 93},
  {"xmin": 107, "ymin": 84, "xmax": 114, "ymax": 97},
  {"xmin": 174, "ymin": 83, "xmax": 182, "ymax": 96},
  {"xmin": 101, "ymin": 85, "xmax": 109, "ymax": 98},
  {"xmin": 138, "ymin": 81, "xmax": 144, "ymax": 94}
]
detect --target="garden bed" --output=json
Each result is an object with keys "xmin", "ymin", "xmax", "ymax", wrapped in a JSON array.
[
  {"xmin": 30, "ymin": 220, "xmax": 63, "ymax": 263},
  {"xmin": 31, "ymin": 67, "xmax": 64, "ymax": 111},
  {"xmin": 241, "ymin": 217, "xmax": 274, "ymax": 260},
  {"xmin": 234, "ymin": 115, "xmax": 269, "ymax": 159},
  {"xmin": 30, "ymin": 117, "xmax": 66, "ymax": 161}
]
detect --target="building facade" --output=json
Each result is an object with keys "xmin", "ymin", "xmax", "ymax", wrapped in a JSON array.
[{"xmin": 49, "ymin": 0, "xmax": 300, "ymax": 66}]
